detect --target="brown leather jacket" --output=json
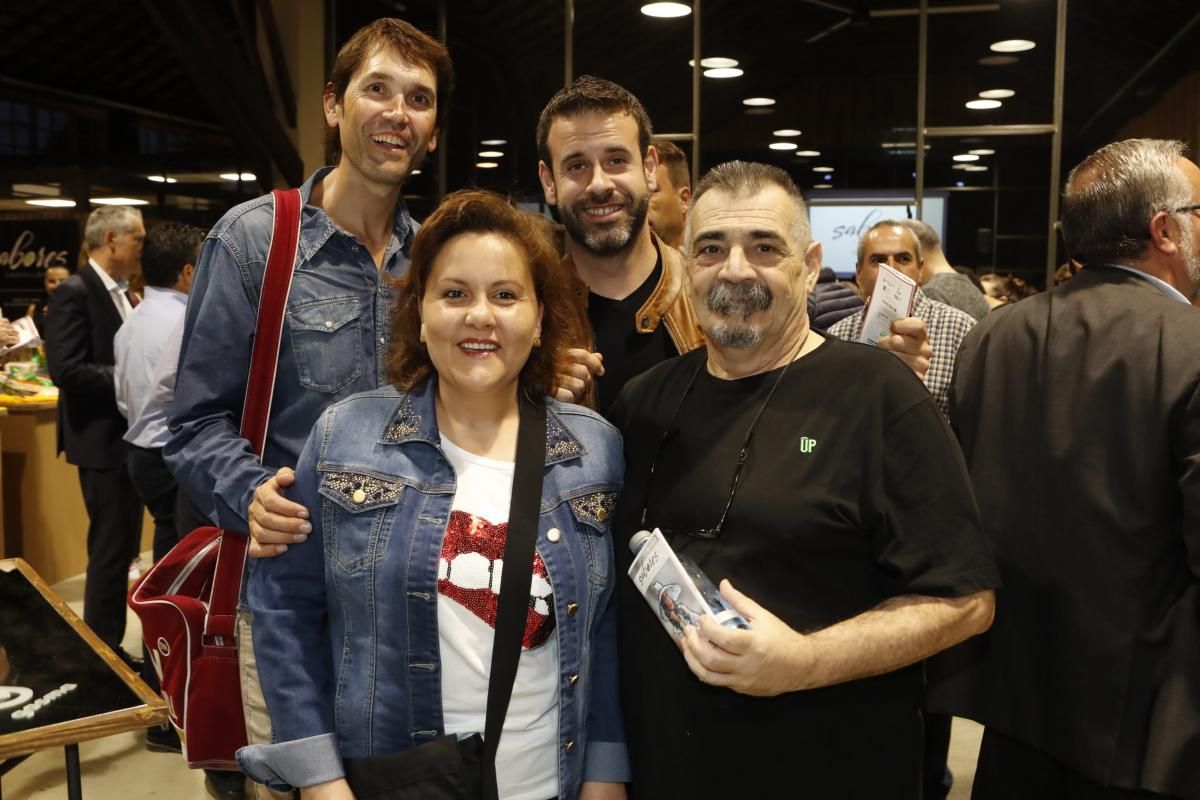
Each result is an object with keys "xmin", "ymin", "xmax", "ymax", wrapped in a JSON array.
[
  {"xmin": 565, "ymin": 232, "xmax": 705, "ymax": 352},
  {"xmin": 563, "ymin": 232, "xmax": 706, "ymax": 408}
]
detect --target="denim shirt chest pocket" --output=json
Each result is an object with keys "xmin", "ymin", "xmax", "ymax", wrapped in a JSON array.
[
  {"xmin": 318, "ymin": 466, "xmax": 405, "ymax": 573},
  {"xmin": 289, "ymin": 296, "xmax": 363, "ymax": 393}
]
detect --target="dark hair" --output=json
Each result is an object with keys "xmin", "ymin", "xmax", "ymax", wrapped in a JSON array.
[
  {"xmin": 387, "ymin": 191, "xmax": 577, "ymax": 398},
  {"xmin": 536, "ymin": 75, "xmax": 653, "ymax": 170},
  {"xmin": 141, "ymin": 223, "xmax": 205, "ymax": 288},
  {"xmin": 323, "ymin": 18, "xmax": 455, "ymax": 165},
  {"xmin": 652, "ymin": 138, "xmax": 690, "ymax": 190}
]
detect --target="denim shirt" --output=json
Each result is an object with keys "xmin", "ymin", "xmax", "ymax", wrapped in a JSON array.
[
  {"xmin": 237, "ymin": 380, "xmax": 630, "ymax": 798},
  {"xmin": 164, "ymin": 167, "xmax": 416, "ymax": 531}
]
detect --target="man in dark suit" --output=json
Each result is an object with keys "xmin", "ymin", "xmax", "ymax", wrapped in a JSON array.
[
  {"xmin": 44, "ymin": 205, "xmax": 146, "ymax": 655},
  {"xmin": 930, "ymin": 138, "xmax": 1200, "ymax": 799}
]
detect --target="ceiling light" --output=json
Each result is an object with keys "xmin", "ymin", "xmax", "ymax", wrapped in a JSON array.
[
  {"xmin": 956, "ymin": 181, "xmax": 965, "ymax": 187},
  {"xmin": 812, "ymin": 185, "xmax": 832, "ymax": 189},
  {"xmin": 148, "ymin": 175, "xmax": 178, "ymax": 183},
  {"xmin": 953, "ymin": 154, "xmax": 980, "ymax": 162},
  {"xmin": 773, "ymin": 129, "xmax": 802, "ymax": 137},
  {"xmin": 25, "ymin": 198, "xmax": 77, "ymax": 208},
  {"xmin": 979, "ymin": 89, "xmax": 1015, "ymax": 99},
  {"xmin": 480, "ymin": 139, "xmax": 507, "ymax": 146},
  {"xmin": 704, "ymin": 67, "xmax": 744, "ymax": 78},
  {"xmin": 966, "ymin": 99, "xmax": 1002, "ymax": 110},
  {"xmin": 742, "ymin": 97, "xmax": 776, "ymax": 107},
  {"xmin": 475, "ymin": 162, "xmax": 499, "ymax": 169},
  {"xmin": 978, "ymin": 55, "xmax": 1018, "ymax": 66},
  {"xmin": 968, "ymin": 148, "xmax": 995, "ymax": 156},
  {"xmin": 812, "ymin": 166, "xmax": 834, "ymax": 172},
  {"xmin": 769, "ymin": 142, "xmax": 798, "ymax": 151},
  {"xmin": 990, "ymin": 39, "xmax": 1035, "ymax": 53},
  {"xmin": 478, "ymin": 150, "xmax": 504, "ymax": 158},
  {"xmin": 795, "ymin": 150, "xmax": 821, "ymax": 157},
  {"xmin": 963, "ymin": 165, "xmax": 989, "ymax": 172},
  {"xmin": 91, "ymin": 197, "xmax": 149, "ymax": 206},
  {"xmin": 689, "ymin": 57, "xmax": 739, "ymax": 68},
  {"xmin": 952, "ymin": 164, "xmax": 972, "ymax": 170},
  {"xmin": 219, "ymin": 172, "xmax": 257, "ymax": 181},
  {"xmin": 641, "ymin": 2, "xmax": 691, "ymax": 17},
  {"xmin": 411, "ymin": 169, "xmax": 422, "ymax": 175}
]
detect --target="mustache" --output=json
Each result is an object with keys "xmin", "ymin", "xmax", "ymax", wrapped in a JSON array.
[{"xmin": 706, "ymin": 281, "xmax": 773, "ymax": 319}]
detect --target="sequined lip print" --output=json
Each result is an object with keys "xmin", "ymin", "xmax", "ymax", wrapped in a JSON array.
[{"xmin": 438, "ymin": 511, "xmax": 556, "ymax": 649}]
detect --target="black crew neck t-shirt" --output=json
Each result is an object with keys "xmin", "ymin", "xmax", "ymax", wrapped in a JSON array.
[
  {"xmin": 608, "ymin": 340, "xmax": 999, "ymax": 798},
  {"xmin": 586, "ymin": 252, "xmax": 677, "ymax": 417}
]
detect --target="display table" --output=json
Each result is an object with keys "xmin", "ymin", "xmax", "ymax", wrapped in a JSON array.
[
  {"xmin": 0, "ymin": 402, "xmax": 154, "ymax": 584},
  {"xmin": 0, "ymin": 558, "xmax": 167, "ymax": 799}
]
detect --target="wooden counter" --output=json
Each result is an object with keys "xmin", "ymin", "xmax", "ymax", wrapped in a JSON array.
[{"xmin": 0, "ymin": 404, "xmax": 154, "ymax": 584}]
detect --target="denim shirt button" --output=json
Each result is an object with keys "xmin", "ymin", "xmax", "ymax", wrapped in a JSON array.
[
  {"xmin": 568, "ymin": 673, "xmax": 579, "ymax": 687},
  {"xmin": 351, "ymin": 489, "xmax": 367, "ymax": 504},
  {"xmin": 546, "ymin": 528, "xmax": 561, "ymax": 543},
  {"xmin": 564, "ymin": 740, "xmax": 576, "ymax": 753},
  {"xmin": 566, "ymin": 602, "xmax": 578, "ymax": 616}
]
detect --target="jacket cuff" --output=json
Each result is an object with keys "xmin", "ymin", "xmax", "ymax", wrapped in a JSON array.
[
  {"xmin": 237, "ymin": 733, "xmax": 344, "ymax": 792},
  {"xmin": 582, "ymin": 740, "xmax": 631, "ymax": 784}
]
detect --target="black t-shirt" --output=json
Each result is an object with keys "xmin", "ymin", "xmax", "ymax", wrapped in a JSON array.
[
  {"xmin": 608, "ymin": 339, "xmax": 998, "ymax": 799},
  {"xmin": 586, "ymin": 252, "xmax": 677, "ymax": 417}
]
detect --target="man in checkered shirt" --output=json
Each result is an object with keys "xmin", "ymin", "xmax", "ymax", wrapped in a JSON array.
[{"xmin": 828, "ymin": 220, "xmax": 975, "ymax": 419}]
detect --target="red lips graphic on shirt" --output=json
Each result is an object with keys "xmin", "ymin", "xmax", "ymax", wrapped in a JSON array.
[{"xmin": 438, "ymin": 510, "xmax": 556, "ymax": 649}]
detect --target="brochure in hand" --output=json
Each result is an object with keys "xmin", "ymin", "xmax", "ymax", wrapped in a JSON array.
[
  {"xmin": 859, "ymin": 263, "xmax": 917, "ymax": 346},
  {"xmin": 627, "ymin": 529, "xmax": 750, "ymax": 641}
]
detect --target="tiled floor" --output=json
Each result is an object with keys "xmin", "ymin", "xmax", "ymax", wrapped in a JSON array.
[{"xmin": 1, "ymin": 559, "xmax": 984, "ymax": 799}]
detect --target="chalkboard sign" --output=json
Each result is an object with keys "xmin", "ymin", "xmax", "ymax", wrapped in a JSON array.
[
  {"xmin": 0, "ymin": 220, "xmax": 79, "ymax": 321},
  {"xmin": 0, "ymin": 559, "xmax": 165, "ymax": 758}
]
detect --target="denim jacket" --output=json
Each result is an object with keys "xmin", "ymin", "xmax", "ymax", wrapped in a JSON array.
[
  {"xmin": 164, "ymin": 167, "xmax": 417, "ymax": 531},
  {"xmin": 238, "ymin": 379, "xmax": 630, "ymax": 798}
]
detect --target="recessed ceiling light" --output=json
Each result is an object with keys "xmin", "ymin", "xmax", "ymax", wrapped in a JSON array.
[
  {"xmin": 979, "ymin": 89, "xmax": 1015, "ymax": 99},
  {"xmin": 411, "ymin": 169, "xmax": 422, "ymax": 175},
  {"xmin": 742, "ymin": 97, "xmax": 776, "ymax": 107},
  {"xmin": 219, "ymin": 172, "xmax": 257, "ymax": 181},
  {"xmin": 480, "ymin": 139, "xmax": 507, "ymax": 146},
  {"xmin": 966, "ymin": 99, "xmax": 1002, "ymax": 110},
  {"xmin": 812, "ymin": 166, "xmax": 834, "ymax": 172},
  {"xmin": 147, "ymin": 175, "xmax": 178, "ymax": 184},
  {"xmin": 952, "ymin": 164, "xmax": 973, "ymax": 170},
  {"xmin": 91, "ymin": 197, "xmax": 149, "ymax": 206},
  {"xmin": 475, "ymin": 162, "xmax": 499, "ymax": 169},
  {"xmin": 968, "ymin": 148, "xmax": 995, "ymax": 156},
  {"xmin": 769, "ymin": 142, "xmax": 798, "ymax": 151},
  {"xmin": 795, "ymin": 150, "xmax": 821, "ymax": 157},
  {"xmin": 478, "ymin": 150, "xmax": 504, "ymax": 158},
  {"xmin": 953, "ymin": 153, "xmax": 980, "ymax": 162},
  {"xmin": 641, "ymin": 2, "xmax": 691, "ymax": 17},
  {"xmin": 990, "ymin": 39, "xmax": 1035, "ymax": 53},
  {"xmin": 978, "ymin": 55, "xmax": 1019, "ymax": 66},
  {"xmin": 963, "ymin": 165, "xmax": 989, "ymax": 172},
  {"xmin": 688, "ymin": 57, "xmax": 739, "ymax": 68},
  {"xmin": 812, "ymin": 185, "xmax": 832, "ymax": 189},
  {"xmin": 773, "ymin": 129, "xmax": 802, "ymax": 137},
  {"xmin": 25, "ymin": 198, "xmax": 77, "ymax": 208},
  {"xmin": 704, "ymin": 67, "xmax": 744, "ymax": 78}
]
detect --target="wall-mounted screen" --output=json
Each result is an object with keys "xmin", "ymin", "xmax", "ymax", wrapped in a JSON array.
[{"xmin": 806, "ymin": 191, "xmax": 948, "ymax": 279}]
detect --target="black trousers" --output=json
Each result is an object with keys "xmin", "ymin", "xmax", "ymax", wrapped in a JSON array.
[
  {"xmin": 127, "ymin": 445, "xmax": 180, "ymax": 694},
  {"xmin": 972, "ymin": 728, "xmax": 1181, "ymax": 800},
  {"xmin": 79, "ymin": 464, "xmax": 143, "ymax": 651}
]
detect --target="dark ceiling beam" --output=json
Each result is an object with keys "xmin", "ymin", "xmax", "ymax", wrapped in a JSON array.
[
  {"xmin": 0, "ymin": 76, "xmax": 224, "ymax": 133},
  {"xmin": 1073, "ymin": 7, "xmax": 1200, "ymax": 140},
  {"xmin": 140, "ymin": 0, "xmax": 303, "ymax": 188},
  {"xmin": 258, "ymin": 0, "xmax": 298, "ymax": 128}
]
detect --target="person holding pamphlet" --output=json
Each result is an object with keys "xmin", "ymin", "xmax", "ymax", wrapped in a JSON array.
[
  {"xmin": 608, "ymin": 161, "xmax": 998, "ymax": 799},
  {"xmin": 827, "ymin": 220, "xmax": 977, "ymax": 418}
]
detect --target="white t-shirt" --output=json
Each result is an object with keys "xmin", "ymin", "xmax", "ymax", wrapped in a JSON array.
[{"xmin": 438, "ymin": 435, "xmax": 559, "ymax": 800}]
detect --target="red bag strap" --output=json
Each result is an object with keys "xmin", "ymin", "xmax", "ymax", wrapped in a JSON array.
[{"xmin": 206, "ymin": 188, "xmax": 302, "ymax": 643}]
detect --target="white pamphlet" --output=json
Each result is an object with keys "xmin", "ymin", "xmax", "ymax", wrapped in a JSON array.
[{"xmin": 859, "ymin": 263, "xmax": 917, "ymax": 346}]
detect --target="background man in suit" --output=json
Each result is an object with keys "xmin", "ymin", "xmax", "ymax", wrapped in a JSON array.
[
  {"xmin": 44, "ymin": 205, "xmax": 145, "ymax": 656},
  {"xmin": 931, "ymin": 138, "xmax": 1200, "ymax": 799}
]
